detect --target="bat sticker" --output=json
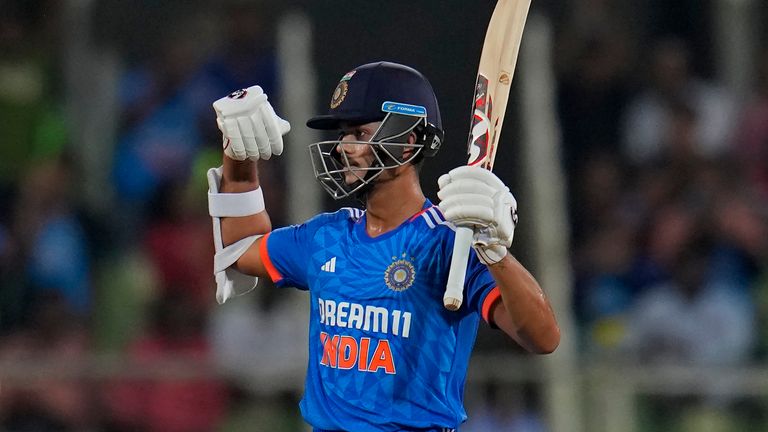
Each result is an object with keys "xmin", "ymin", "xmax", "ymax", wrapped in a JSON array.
[{"xmin": 467, "ymin": 75, "xmax": 493, "ymax": 167}]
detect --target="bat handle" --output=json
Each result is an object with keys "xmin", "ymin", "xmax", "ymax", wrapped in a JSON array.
[{"xmin": 444, "ymin": 226, "xmax": 474, "ymax": 310}]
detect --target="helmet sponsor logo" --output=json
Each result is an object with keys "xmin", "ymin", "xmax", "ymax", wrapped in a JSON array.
[{"xmin": 381, "ymin": 101, "xmax": 427, "ymax": 117}]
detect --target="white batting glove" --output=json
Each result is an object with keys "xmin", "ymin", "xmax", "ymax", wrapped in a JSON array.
[
  {"xmin": 438, "ymin": 166, "xmax": 518, "ymax": 265},
  {"xmin": 212, "ymin": 85, "xmax": 291, "ymax": 161}
]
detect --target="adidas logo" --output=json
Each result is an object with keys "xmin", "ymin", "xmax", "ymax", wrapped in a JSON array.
[{"xmin": 321, "ymin": 257, "xmax": 337, "ymax": 273}]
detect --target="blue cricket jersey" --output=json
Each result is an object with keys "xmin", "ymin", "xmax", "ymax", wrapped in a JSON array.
[{"xmin": 261, "ymin": 200, "xmax": 501, "ymax": 432}]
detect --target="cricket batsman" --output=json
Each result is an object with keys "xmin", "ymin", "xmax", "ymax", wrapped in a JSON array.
[{"xmin": 207, "ymin": 61, "xmax": 559, "ymax": 431}]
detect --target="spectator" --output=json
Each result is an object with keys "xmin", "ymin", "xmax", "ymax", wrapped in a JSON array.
[
  {"xmin": 0, "ymin": 292, "xmax": 93, "ymax": 431},
  {"xmin": 574, "ymin": 219, "xmax": 639, "ymax": 353},
  {"xmin": 711, "ymin": 180, "xmax": 768, "ymax": 360},
  {"xmin": 732, "ymin": 47, "xmax": 768, "ymax": 200},
  {"xmin": 555, "ymin": 0, "xmax": 636, "ymax": 174},
  {"xmin": 143, "ymin": 181, "xmax": 214, "ymax": 310},
  {"xmin": 623, "ymin": 227, "xmax": 755, "ymax": 366},
  {"xmin": 0, "ymin": 2, "xmax": 68, "ymax": 187},
  {"xmin": 569, "ymin": 152, "xmax": 631, "ymax": 246},
  {"xmin": 192, "ymin": 1, "xmax": 280, "ymax": 143},
  {"xmin": 463, "ymin": 382, "xmax": 546, "ymax": 432},
  {"xmin": 621, "ymin": 37, "xmax": 736, "ymax": 165},
  {"xmin": 103, "ymin": 292, "xmax": 228, "ymax": 432},
  {"xmin": 622, "ymin": 216, "xmax": 754, "ymax": 429},
  {"xmin": 111, "ymin": 22, "xmax": 210, "ymax": 237},
  {"xmin": 13, "ymin": 155, "xmax": 91, "ymax": 318}
]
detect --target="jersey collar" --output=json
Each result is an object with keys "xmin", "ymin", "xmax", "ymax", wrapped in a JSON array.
[{"xmin": 354, "ymin": 199, "xmax": 432, "ymax": 243}]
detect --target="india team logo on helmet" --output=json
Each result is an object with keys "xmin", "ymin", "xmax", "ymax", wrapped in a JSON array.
[
  {"xmin": 330, "ymin": 69, "xmax": 356, "ymax": 109},
  {"xmin": 384, "ymin": 253, "xmax": 416, "ymax": 292},
  {"xmin": 330, "ymin": 81, "xmax": 348, "ymax": 109}
]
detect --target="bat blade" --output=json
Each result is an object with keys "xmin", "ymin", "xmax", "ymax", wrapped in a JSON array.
[
  {"xmin": 466, "ymin": 0, "xmax": 531, "ymax": 171},
  {"xmin": 444, "ymin": 0, "xmax": 531, "ymax": 311}
]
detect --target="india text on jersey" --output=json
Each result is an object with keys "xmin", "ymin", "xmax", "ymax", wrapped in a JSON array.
[{"xmin": 319, "ymin": 332, "xmax": 396, "ymax": 374}]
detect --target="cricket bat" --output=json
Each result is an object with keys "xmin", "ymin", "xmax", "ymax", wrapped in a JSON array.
[{"xmin": 443, "ymin": 0, "xmax": 531, "ymax": 310}]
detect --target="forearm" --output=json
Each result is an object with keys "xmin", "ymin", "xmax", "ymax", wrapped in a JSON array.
[
  {"xmin": 208, "ymin": 84, "xmax": 289, "ymax": 302},
  {"xmin": 488, "ymin": 255, "xmax": 560, "ymax": 354},
  {"xmin": 220, "ymin": 156, "xmax": 272, "ymax": 246},
  {"xmin": 436, "ymin": 165, "xmax": 558, "ymax": 351}
]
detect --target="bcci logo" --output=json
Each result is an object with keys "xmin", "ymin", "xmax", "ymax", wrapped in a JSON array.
[
  {"xmin": 384, "ymin": 253, "xmax": 416, "ymax": 292},
  {"xmin": 330, "ymin": 81, "xmax": 348, "ymax": 109}
]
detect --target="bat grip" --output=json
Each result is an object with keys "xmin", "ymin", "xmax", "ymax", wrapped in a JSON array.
[{"xmin": 444, "ymin": 226, "xmax": 474, "ymax": 310}]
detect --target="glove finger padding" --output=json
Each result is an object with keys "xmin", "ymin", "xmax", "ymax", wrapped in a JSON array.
[
  {"xmin": 249, "ymin": 111, "xmax": 271, "ymax": 160},
  {"xmin": 223, "ymin": 118, "xmax": 247, "ymax": 161},
  {"xmin": 494, "ymin": 188, "xmax": 517, "ymax": 247},
  {"xmin": 261, "ymin": 103, "xmax": 285, "ymax": 157},
  {"xmin": 236, "ymin": 116, "xmax": 259, "ymax": 160},
  {"xmin": 277, "ymin": 117, "xmax": 291, "ymax": 137},
  {"xmin": 439, "ymin": 165, "xmax": 507, "ymax": 190},
  {"xmin": 437, "ymin": 178, "xmax": 499, "ymax": 202},
  {"xmin": 439, "ymin": 194, "xmax": 495, "ymax": 225}
]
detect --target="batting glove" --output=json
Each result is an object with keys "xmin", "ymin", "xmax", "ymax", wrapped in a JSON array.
[
  {"xmin": 213, "ymin": 85, "xmax": 291, "ymax": 161},
  {"xmin": 438, "ymin": 166, "xmax": 518, "ymax": 265}
]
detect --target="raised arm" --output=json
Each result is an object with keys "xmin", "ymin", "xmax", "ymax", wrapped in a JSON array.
[
  {"xmin": 485, "ymin": 255, "xmax": 560, "ymax": 354},
  {"xmin": 218, "ymin": 157, "xmax": 271, "ymax": 274},
  {"xmin": 437, "ymin": 166, "xmax": 560, "ymax": 354},
  {"xmin": 207, "ymin": 85, "xmax": 290, "ymax": 302}
]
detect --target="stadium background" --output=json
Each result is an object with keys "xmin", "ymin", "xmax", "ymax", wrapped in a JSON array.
[{"xmin": 1, "ymin": 0, "xmax": 768, "ymax": 430}]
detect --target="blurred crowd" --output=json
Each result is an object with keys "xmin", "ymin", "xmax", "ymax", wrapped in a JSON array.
[
  {"xmin": 1, "ymin": 0, "xmax": 767, "ymax": 431},
  {"xmin": 0, "ymin": 2, "xmax": 302, "ymax": 431},
  {"xmin": 555, "ymin": 1, "xmax": 768, "ymax": 430}
]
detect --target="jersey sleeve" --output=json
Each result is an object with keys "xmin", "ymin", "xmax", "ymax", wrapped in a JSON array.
[
  {"xmin": 261, "ymin": 226, "xmax": 310, "ymax": 290},
  {"xmin": 463, "ymin": 251, "xmax": 501, "ymax": 324},
  {"xmin": 261, "ymin": 213, "xmax": 332, "ymax": 290}
]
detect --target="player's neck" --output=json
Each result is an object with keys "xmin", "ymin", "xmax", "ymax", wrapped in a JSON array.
[{"xmin": 364, "ymin": 170, "xmax": 425, "ymax": 237}]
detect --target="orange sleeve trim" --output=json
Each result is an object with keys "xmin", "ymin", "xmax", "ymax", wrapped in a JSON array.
[
  {"xmin": 259, "ymin": 232, "xmax": 283, "ymax": 283},
  {"xmin": 481, "ymin": 286, "xmax": 502, "ymax": 324}
]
